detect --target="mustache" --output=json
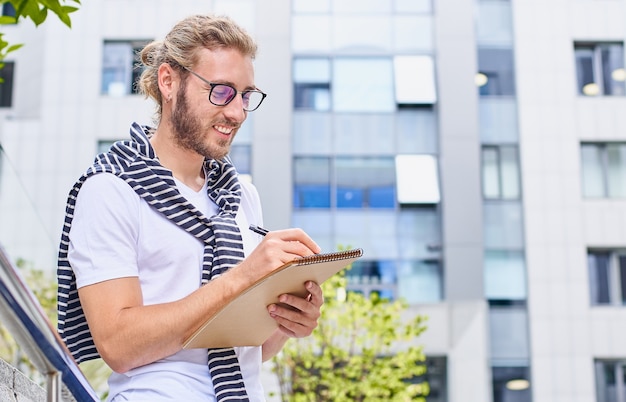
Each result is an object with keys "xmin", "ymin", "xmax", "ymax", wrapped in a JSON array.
[{"xmin": 212, "ymin": 120, "xmax": 241, "ymax": 130}]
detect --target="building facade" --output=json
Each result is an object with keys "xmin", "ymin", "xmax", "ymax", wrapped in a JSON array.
[{"xmin": 1, "ymin": 0, "xmax": 626, "ymax": 401}]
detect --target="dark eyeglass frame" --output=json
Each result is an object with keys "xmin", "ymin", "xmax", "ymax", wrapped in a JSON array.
[{"xmin": 183, "ymin": 66, "xmax": 267, "ymax": 112}]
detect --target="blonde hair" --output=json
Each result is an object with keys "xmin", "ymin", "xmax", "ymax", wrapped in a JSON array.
[{"xmin": 137, "ymin": 14, "xmax": 258, "ymax": 122}]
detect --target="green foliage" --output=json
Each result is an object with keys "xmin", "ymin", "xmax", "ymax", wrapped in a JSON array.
[
  {"xmin": 272, "ymin": 258, "xmax": 430, "ymax": 402},
  {"xmin": 0, "ymin": 0, "xmax": 81, "ymax": 63}
]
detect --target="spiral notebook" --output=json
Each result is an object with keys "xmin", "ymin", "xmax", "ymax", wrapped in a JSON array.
[{"xmin": 183, "ymin": 248, "xmax": 363, "ymax": 349}]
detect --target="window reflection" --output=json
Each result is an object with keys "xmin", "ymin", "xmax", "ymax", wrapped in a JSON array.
[
  {"xmin": 477, "ymin": 48, "xmax": 516, "ymax": 96},
  {"xmin": 101, "ymin": 40, "xmax": 150, "ymax": 96},
  {"xmin": 581, "ymin": 142, "xmax": 626, "ymax": 198},
  {"xmin": 333, "ymin": 58, "xmax": 395, "ymax": 112},
  {"xmin": 575, "ymin": 42, "xmax": 625, "ymax": 97}
]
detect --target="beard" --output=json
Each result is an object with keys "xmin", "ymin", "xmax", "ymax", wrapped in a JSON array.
[{"xmin": 170, "ymin": 81, "xmax": 234, "ymax": 160}]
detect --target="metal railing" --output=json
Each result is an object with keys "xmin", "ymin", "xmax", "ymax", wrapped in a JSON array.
[{"xmin": 0, "ymin": 245, "xmax": 98, "ymax": 402}]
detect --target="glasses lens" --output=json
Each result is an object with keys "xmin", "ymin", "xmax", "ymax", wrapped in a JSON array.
[
  {"xmin": 243, "ymin": 91, "xmax": 265, "ymax": 111},
  {"xmin": 210, "ymin": 84, "xmax": 237, "ymax": 106}
]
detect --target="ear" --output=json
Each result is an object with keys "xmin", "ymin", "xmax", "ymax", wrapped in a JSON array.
[{"xmin": 157, "ymin": 63, "xmax": 178, "ymax": 103}]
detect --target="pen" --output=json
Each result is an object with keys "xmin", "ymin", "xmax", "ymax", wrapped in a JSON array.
[{"xmin": 249, "ymin": 224, "xmax": 269, "ymax": 236}]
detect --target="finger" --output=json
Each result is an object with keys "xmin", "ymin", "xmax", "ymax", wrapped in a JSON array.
[
  {"xmin": 304, "ymin": 281, "xmax": 323, "ymax": 307},
  {"xmin": 268, "ymin": 304, "xmax": 317, "ymax": 338},
  {"xmin": 265, "ymin": 228, "xmax": 321, "ymax": 255}
]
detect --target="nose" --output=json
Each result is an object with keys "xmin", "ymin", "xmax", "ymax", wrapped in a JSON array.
[{"xmin": 222, "ymin": 94, "xmax": 247, "ymax": 122}]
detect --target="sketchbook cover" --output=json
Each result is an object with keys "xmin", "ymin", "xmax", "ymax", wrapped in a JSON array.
[{"xmin": 183, "ymin": 248, "xmax": 363, "ymax": 349}]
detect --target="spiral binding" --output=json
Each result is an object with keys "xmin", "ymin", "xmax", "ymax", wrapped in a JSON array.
[{"xmin": 296, "ymin": 248, "xmax": 363, "ymax": 266}]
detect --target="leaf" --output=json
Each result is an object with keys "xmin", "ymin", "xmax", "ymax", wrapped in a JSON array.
[{"xmin": 0, "ymin": 15, "xmax": 17, "ymax": 24}]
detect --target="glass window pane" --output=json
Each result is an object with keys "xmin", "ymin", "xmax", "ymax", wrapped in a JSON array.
[
  {"xmin": 479, "ymin": 98, "xmax": 519, "ymax": 143},
  {"xmin": 333, "ymin": 114, "xmax": 395, "ymax": 155},
  {"xmin": 398, "ymin": 207, "xmax": 441, "ymax": 260},
  {"xmin": 619, "ymin": 256, "xmax": 626, "ymax": 305},
  {"xmin": 395, "ymin": 0, "xmax": 432, "ymax": 13},
  {"xmin": 333, "ymin": 16, "xmax": 391, "ymax": 52},
  {"xmin": 394, "ymin": 55, "xmax": 437, "ymax": 105},
  {"xmin": 97, "ymin": 140, "xmax": 117, "ymax": 154},
  {"xmin": 293, "ymin": 112, "xmax": 333, "ymax": 154},
  {"xmin": 575, "ymin": 46, "xmax": 597, "ymax": 96},
  {"xmin": 291, "ymin": 210, "xmax": 333, "ymax": 252},
  {"xmin": 492, "ymin": 366, "xmax": 531, "ymax": 402},
  {"xmin": 2, "ymin": 2, "xmax": 16, "ymax": 17},
  {"xmin": 489, "ymin": 307, "xmax": 529, "ymax": 361},
  {"xmin": 595, "ymin": 361, "xmax": 618, "ymax": 402},
  {"xmin": 293, "ymin": 0, "xmax": 330, "ymax": 13},
  {"xmin": 347, "ymin": 260, "xmax": 397, "ymax": 300},
  {"xmin": 102, "ymin": 42, "xmax": 134, "ymax": 96},
  {"xmin": 393, "ymin": 15, "xmax": 433, "ymax": 52},
  {"xmin": 477, "ymin": 48, "xmax": 516, "ymax": 97},
  {"xmin": 483, "ymin": 202, "xmax": 524, "ymax": 249},
  {"xmin": 601, "ymin": 44, "xmax": 626, "ymax": 96},
  {"xmin": 0, "ymin": 61, "xmax": 14, "ymax": 107},
  {"xmin": 484, "ymin": 250, "xmax": 526, "ymax": 300},
  {"xmin": 292, "ymin": 16, "xmax": 332, "ymax": 52},
  {"xmin": 336, "ymin": 157, "xmax": 395, "ymax": 209},
  {"xmin": 335, "ymin": 210, "xmax": 397, "ymax": 258},
  {"xmin": 332, "ymin": 0, "xmax": 391, "ymax": 14},
  {"xmin": 500, "ymin": 146, "xmax": 520, "ymax": 199},
  {"xmin": 293, "ymin": 157, "xmax": 331, "ymax": 208},
  {"xmin": 476, "ymin": 1, "xmax": 513, "ymax": 46},
  {"xmin": 293, "ymin": 59, "xmax": 331, "ymax": 110},
  {"xmin": 606, "ymin": 143, "xmax": 626, "ymax": 198},
  {"xmin": 229, "ymin": 145, "xmax": 251, "ymax": 175},
  {"xmin": 293, "ymin": 58, "xmax": 331, "ymax": 82},
  {"xmin": 397, "ymin": 260, "xmax": 442, "ymax": 303},
  {"xmin": 588, "ymin": 252, "xmax": 611, "ymax": 305},
  {"xmin": 483, "ymin": 147, "xmax": 500, "ymax": 199},
  {"xmin": 102, "ymin": 40, "xmax": 147, "ymax": 96},
  {"xmin": 333, "ymin": 58, "xmax": 394, "ymax": 112},
  {"xmin": 294, "ymin": 84, "xmax": 331, "ymax": 110},
  {"xmin": 581, "ymin": 143, "xmax": 606, "ymax": 198},
  {"xmin": 396, "ymin": 155, "xmax": 440, "ymax": 204},
  {"xmin": 395, "ymin": 110, "xmax": 438, "ymax": 154}
]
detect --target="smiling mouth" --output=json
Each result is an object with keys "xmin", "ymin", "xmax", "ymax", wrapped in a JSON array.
[{"xmin": 214, "ymin": 125, "xmax": 234, "ymax": 135}]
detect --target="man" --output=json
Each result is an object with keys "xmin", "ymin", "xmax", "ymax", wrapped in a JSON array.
[{"xmin": 57, "ymin": 14, "xmax": 323, "ymax": 401}]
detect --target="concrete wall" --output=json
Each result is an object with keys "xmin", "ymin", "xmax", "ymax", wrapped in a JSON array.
[
  {"xmin": 0, "ymin": 359, "xmax": 78, "ymax": 402},
  {"xmin": 0, "ymin": 358, "xmax": 46, "ymax": 402}
]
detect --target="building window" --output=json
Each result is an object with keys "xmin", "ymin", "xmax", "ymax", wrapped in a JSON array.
[
  {"xmin": 97, "ymin": 140, "xmax": 117, "ymax": 154},
  {"xmin": 346, "ymin": 260, "xmax": 398, "ymax": 300},
  {"xmin": 293, "ymin": 157, "xmax": 331, "ymax": 208},
  {"xmin": 484, "ymin": 250, "xmax": 526, "ymax": 300},
  {"xmin": 414, "ymin": 357, "xmax": 447, "ymax": 402},
  {"xmin": 482, "ymin": 145, "xmax": 520, "ymax": 200},
  {"xmin": 476, "ymin": 47, "xmax": 516, "ymax": 96},
  {"xmin": 588, "ymin": 250, "xmax": 626, "ymax": 306},
  {"xmin": 346, "ymin": 258, "xmax": 442, "ymax": 304},
  {"xmin": 101, "ymin": 40, "xmax": 150, "ymax": 96},
  {"xmin": 1, "ymin": 2, "xmax": 16, "ymax": 19},
  {"xmin": 581, "ymin": 142, "xmax": 626, "ymax": 198},
  {"xmin": 293, "ymin": 58, "xmax": 331, "ymax": 111},
  {"xmin": 333, "ymin": 57, "xmax": 395, "ymax": 112},
  {"xmin": 0, "ymin": 61, "xmax": 14, "ymax": 107},
  {"xmin": 229, "ymin": 144, "xmax": 252, "ymax": 182},
  {"xmin": 575, "ymin": 42, "xmax": 626, "ymax": 97},
  {"xmin": 294, "ymin": 156, "xmax": 398, "ymax": 209},
  {"xmin": 293, "ymin": 56, "xmax": 437, "ymax": 111},
  {"xmin": 595, "ymin": 360, "xmax": 626, "ymax": 402},
  {"xmin": 492, "ymin": 365, "xmax": 531, "ymax": 402},
  {"xmin": 489, "ymin": 302, "xmax": 529, "ymax": 362}
]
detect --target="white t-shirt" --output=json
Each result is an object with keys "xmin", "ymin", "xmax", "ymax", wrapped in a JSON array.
[{"xmin": 68, "ymin": 172, "xmax": 266, "ymax": 402}]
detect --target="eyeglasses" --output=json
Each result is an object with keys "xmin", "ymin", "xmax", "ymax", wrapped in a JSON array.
[{"xmin": 183, "ymin": 67, "xmax": 267, "ymax": 112}]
